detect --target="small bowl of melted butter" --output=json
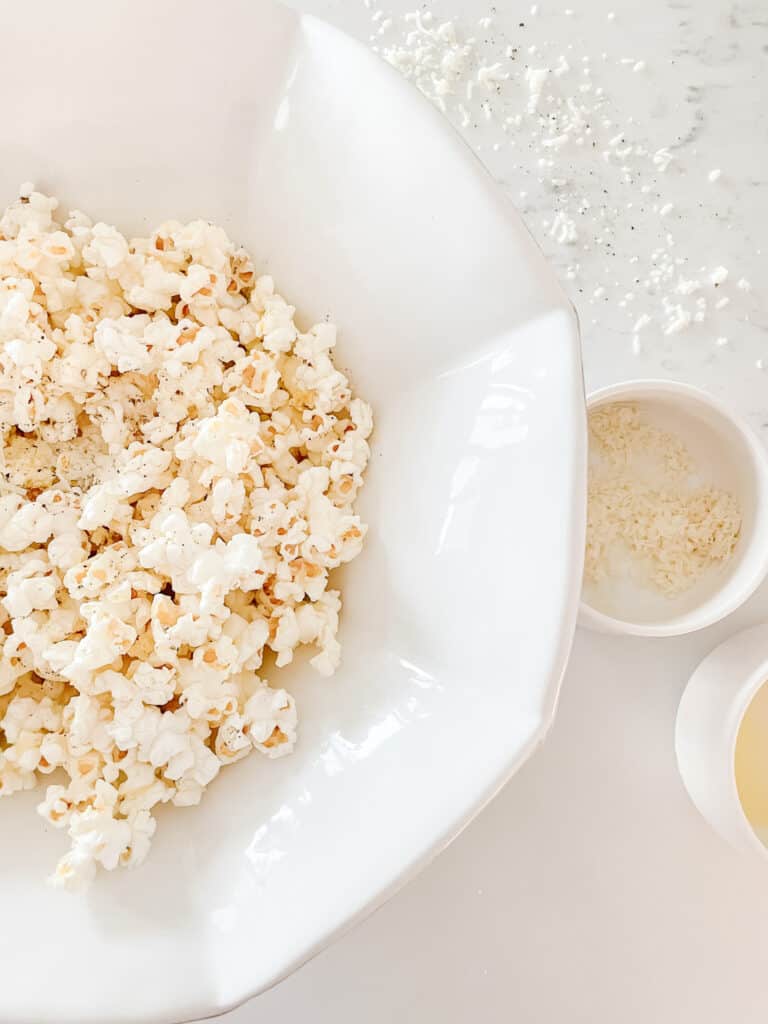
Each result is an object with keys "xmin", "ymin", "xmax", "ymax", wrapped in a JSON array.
[{"xmin": 677, "ymin": 623, "xmax": 768, "ymax": 861}]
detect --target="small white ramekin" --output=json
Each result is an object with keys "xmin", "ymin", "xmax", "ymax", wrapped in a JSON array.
[
  {"xmin": 580, "ymin": 379, "xmax": 768, "ymax": 637},
  {"xmin": 676, "ymin": 623, "xmax": 768, "ymax": 861}
]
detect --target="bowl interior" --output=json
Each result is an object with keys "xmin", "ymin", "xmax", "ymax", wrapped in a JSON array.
[
  {"xmin": 0, "ymin": 3, "xmax": 584, "ymax": 1022},
  {"xmin": 583, "ymin": 386, "xmax": 768, "ymax": 633}
]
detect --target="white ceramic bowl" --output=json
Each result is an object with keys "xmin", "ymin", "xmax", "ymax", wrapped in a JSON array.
[
  {"xmin": 676, "ymin": 623, "xmax": 768, "ymax": 861},
  {"xmin": 0, "ymin": 3, "xmax": 585, "ymax": 1022},
  {"xmin": 580, "ymin": 379, "xmax": 768, "ymax": 637}
]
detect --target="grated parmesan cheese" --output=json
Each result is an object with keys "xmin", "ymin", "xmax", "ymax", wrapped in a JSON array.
[{"xmin": 585, "ymin": 403, "xmax": 741, "ymax": 595}]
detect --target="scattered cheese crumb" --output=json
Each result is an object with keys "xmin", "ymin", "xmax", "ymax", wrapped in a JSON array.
[
  {"xmin": 652, "ymin": 147, "xmax": 674, "ymax": 172},
  {"xmin": 709, "ymin": 266, "xmax": 729, "ymax": 286},
  {"xmin": 664, "ymin": 306, "xmax": 692, "ymax": 335},
  {"xmin": 549, "ymin": 210, "xmax": 579, "ymax": 244},
  {"xmin": 477, "ymin": 62, "xmax": 509, "ymax": 90}
]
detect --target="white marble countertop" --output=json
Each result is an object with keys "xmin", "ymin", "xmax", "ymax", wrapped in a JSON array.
[{"xmin": 225, "ymin": 1, "xmax": 768, "ymax": 1020}]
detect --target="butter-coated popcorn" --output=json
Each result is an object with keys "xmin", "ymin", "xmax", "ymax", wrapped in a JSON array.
[{"xmin": 0, "ymin": 188, "xmax": 371, "ymax": 887}]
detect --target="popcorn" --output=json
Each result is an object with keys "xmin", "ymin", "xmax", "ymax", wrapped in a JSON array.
[
  {"xmin": 0, "ymin": 187, "xmax": 371, "ymax": 887},
  {"xmin": 83, "ymin": 223, "xmax": 131, "ymax": 272},
  {"xmin": 0, "ymin": 500, "xmax": 55, "ymax": 552},
  {"xmin": 3, "ymin": 559, "xmax": 59, "ymax": 618},
  {"xmin": 243, "ymin": 683, "xmax": 297, "ymax": 755}
]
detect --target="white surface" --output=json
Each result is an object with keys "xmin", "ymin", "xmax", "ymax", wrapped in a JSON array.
[
  {"xmin": 676, "ymin": 623, "xmax": 768, "ymax": 861},
  {"xmin": 581, "ymin": 380, "xmax": 768, "ymax": 636},
  {"xmin": 221, "ymin": 0, "xmax": 768, "ymax": 1022},
  {"xmin": 0, "ymin": 3, "xmax": 584, "ymax": 1022}
]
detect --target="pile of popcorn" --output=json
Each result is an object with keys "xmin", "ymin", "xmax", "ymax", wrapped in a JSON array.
[{"xmin": 0, "ymin": 186, "xmax": 371, "ymax": 888}]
